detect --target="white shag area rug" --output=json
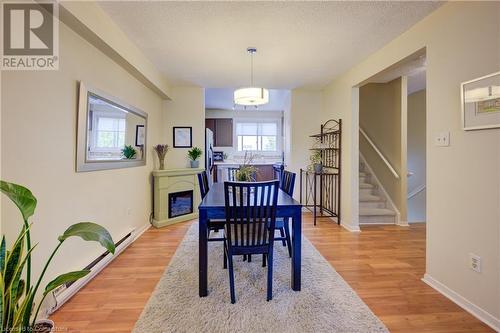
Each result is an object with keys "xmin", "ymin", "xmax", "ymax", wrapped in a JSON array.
[{"xmin": 133, "ymin": 222, "xmax": 388, "ymax": 333}]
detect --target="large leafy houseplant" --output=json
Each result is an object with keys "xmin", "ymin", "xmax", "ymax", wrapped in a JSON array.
[{"xmin": 0, "ymin": 180, "xmax": 115, "ymax": 332}]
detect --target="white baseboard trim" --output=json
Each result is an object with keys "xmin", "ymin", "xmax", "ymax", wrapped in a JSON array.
[
  {"xmin": 422, "ymin": 274, "xmax": 500, "ymax": 332},
  {"xmin": 43, "ymin": 222, "xmax": 152, "ymax": 317},
  {"xmin": 341, "ymin": 222, "xmax": 361, "ymax": 232},
  {"xmin": 133, "ymin": 222, "xmax": 151, "ymax": 241},
  {"xmin": 397, "ymin": 220, "xmax": 409, "ymax": 226}
]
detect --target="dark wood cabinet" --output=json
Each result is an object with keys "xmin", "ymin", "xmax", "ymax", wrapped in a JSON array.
[
  {"xmin": 255, "ymin": 165, "xmax": 275, "ymax": 181},
  {"xmin": 205, "ymin": 119, "xmax": 216, "ymax": 134},
  {"xmin": 206, "ymin": 118, "xmax": 233, "ymax": 147}
]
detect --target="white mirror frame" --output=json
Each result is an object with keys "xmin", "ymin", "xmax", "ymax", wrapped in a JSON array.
[{"xmin": 76, "ymin": 82, "xmax": 148, "ymax": 172}]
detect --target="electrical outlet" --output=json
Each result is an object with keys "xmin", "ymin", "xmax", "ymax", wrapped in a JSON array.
[
  {"xmin": 469, "ymin": 253, "xmax": 481, "ymax": 273},
  {"xmin": 435, "ymin": 131, "xmax": 450, "ymax": 147},
  {"xmin": 127, "ymin": 208, "xmax": 132, "ymax": 216}
]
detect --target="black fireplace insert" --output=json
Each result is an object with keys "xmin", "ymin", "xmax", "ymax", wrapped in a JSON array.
[{"xmin": 168, "ymin": 190, "xmax": 193, "ymax": 218}]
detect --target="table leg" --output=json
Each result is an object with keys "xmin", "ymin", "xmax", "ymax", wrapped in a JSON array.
[
  {"xmin": 291, "ymin": 207, "xmax": 302, "ymax": 291},
  {"xmin": 199, "ymin": 209, "xmax": 208, "ymax": 297}
]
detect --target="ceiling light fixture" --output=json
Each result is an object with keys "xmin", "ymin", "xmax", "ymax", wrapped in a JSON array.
[{"xmin": 234, "ymin": 47, "xmax": 269, "ymax": 106}]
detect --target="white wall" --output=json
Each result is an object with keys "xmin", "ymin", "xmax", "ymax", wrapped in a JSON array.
[
  {"xmin": 205, "ymin": 109, "xmax": 284, "ymax": 160},
  {"xmin": 1, "ymin": 22, "xmax": 164, "ymax": 306},
  {"xmin": 285, "ymin": 89, "xmax": 323, "ymax": 201},
  {"xmin": 322, "ymin": 2, "xmax": 500, "ymax": 326},
  {"xmin": 162, "ymin": 86, "xmax": 205, "ymax": 169}
]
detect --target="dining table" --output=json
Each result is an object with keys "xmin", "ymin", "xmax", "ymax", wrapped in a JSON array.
[{"xmin": 198, "ymin": 182, "xmax": 303, "ymax": 297}]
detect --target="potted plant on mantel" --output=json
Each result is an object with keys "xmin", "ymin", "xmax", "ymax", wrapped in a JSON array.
[
  {"xmin": 0, "ymin": 180, "xmax": 115, "ymax": 333},
  {"xmin": 187, "ymin": 147, "xmax": 202, "ymax": 168}
]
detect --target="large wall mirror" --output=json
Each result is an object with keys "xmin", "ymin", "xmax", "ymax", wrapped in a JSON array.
[{"xmin": 76, "ymin": 82, "xmax": 147, "ymax": 172}]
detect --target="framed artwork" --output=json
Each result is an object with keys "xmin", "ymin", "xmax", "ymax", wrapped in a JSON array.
[
  {"xmin": 213, "ymin": 151, "xmax": 224, "ymax": 161},
  {"xmin": 173, "ymin": 127, "xmax": 192, "ymax": 148},
  {"xmin": 461, "ymin": 71, "xmax": 500, "ymax": 130},
  {"xmin": 135, "ymin": 125, "xmax": 145, "ymax": 146}
]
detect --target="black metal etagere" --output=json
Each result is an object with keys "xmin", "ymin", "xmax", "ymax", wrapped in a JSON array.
[{"xmin": 300, "ymin": 119, "xmax": 341, "ymax": 226}]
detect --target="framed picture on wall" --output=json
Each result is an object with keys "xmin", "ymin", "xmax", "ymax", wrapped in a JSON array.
[
  {"xmin": 135, "ymin": 125, "xmax": 145, "ymax": 146},
  {"xmin": 461, "ymin": 71, "xmax": 500, "ymax": 130},
  {"xmin": 173, "ymin": 127, "xmax": 192, "ymax": 148}
]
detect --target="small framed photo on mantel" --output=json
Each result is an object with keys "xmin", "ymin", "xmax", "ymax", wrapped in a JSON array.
[
  {"xmin": 461, "ymin": 71, "xmax": 500, "ymax": 131},
  {"xmin": 173, "ymin": 127, "xmax": 192, "ymax": 148}
]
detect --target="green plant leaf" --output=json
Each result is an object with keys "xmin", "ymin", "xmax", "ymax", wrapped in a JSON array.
[
  {"xmin": 44, "ymin": 270, "xmax": 90, "ymax": 296},
  {"xmin": 4, "ymin": 239, "xmax": 23, "ymax": 289},
  {"xmin": 0, "ymin": 181, "xmax": 37, "ymax": 221},
  {"xmin": 0, "ymin": 236, "xmax": 5, "ymax": 272},
  {"xmin": 58, "ymin": 222, "xmax": 115, "ymax": 254}
]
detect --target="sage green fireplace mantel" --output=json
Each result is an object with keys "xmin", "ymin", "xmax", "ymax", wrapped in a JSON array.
[{"xmin": 152, "ymin": 168, "xmax": 203, "ymax": 228}]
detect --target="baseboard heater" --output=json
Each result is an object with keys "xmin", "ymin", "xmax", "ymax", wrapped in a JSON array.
[{"xmin": 45, "ymin": 226, "xmax": 143, "ymax": 315}]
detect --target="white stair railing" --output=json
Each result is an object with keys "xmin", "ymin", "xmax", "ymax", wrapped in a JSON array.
[{"xmin": 359, "ymin": 127, "xmax": 400, "ymax": 179}]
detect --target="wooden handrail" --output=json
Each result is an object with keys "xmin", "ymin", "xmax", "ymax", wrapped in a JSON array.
[{"xmin": 359, "ymin": 128, "xmax": 400, "ymax": 179}]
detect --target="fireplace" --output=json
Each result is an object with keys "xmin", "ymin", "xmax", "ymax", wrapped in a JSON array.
[
  {"xmin": 168, "ymin": 190, "xmax": 193, "ymax": 218},
  {"xmin": 152, "ymin": 168, "xmax": 202, "ymax": 228}
]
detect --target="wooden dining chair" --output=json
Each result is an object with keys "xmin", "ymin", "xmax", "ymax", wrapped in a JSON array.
[
  {"xmin": 274, "ymin": 170, "xmax": 296, "ymax": 257},
  {"xmin": 227, "ymin": 167, "xmax": 239, "ymax": 181},
  {"xmin": 223, "ymin": 180, "xmax": 279, "ymax": 303},
  {"xmin": 197, "ymin": 171, "xmax": 225, "ymax": 241}
]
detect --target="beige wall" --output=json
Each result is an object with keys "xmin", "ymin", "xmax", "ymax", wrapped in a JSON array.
[
  {"xmin": 323, "ymin": 2, "xmax": 500, "ymax": 324},
  {"xmin": 1, "ymin": 23, "xmax": 164, "ymax": 304},
  {"xmin": 162, "ymin": 86, "xmax": 205, "ymax": 169},
  {"xmin": 285, "ymin": 89, "xmax": 323, "ymax": 201},
  {"xmin": 359, "ymin": 79, "xmax": 406, "ymax": 218},
  {"xmin": 407, "ymin": 89, "xmax": 426, "ymax": 222}
]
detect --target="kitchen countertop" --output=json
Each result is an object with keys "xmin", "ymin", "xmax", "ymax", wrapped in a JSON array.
[{"xmin": 214, "ymin": 161, "xmax": 282, "ymax": 166}]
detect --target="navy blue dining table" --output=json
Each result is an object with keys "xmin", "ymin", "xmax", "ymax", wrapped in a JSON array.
[{"xmin": 198, "ymin": 182, "xmax": 303, "ymax": 297}]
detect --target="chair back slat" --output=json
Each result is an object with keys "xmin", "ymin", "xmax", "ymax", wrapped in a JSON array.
[
  {"xmin": 224, "ymin": 181, "xmax": 279, "ymax": 248},
  {"xmin": 198, "ymin": 171, "xmax": 210, "ymax": 199},
  {"xmin": 227, "ymin": 167, "xmax": 239, "ymax": 181},
  {"xmin": 280, "ymin": 170, "xmax": 296, "ymax": 196}
]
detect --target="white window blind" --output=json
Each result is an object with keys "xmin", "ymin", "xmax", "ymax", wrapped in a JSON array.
[{"xmin": 236, "ymin": 122, "xmax": 278, "ymax": 151}]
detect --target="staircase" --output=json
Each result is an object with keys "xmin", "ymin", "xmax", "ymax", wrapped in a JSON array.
[{"xmin": 359, "ymin": 160, "xmax": 397, "ymax": 224}]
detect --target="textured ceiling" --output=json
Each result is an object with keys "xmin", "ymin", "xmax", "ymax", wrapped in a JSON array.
[{"xmin": 99, "ymin": 1, "xmax": 441, "ymax": 89}]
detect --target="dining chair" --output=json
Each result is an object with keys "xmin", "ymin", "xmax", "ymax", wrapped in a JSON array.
[
  {"xmin": 223, "ymin": 180, "xmax": 280, "ymax": 303},
  {"xmin": 227, "ymin": 167, "xmax": 239, "ymax": 181},
  {"xmin": 274, "ymin": 170, "xmax": 296, "ymax": 257},
  {"xmin": 198, "ymin": 171, "xmax": 225, "ymax": 241}
]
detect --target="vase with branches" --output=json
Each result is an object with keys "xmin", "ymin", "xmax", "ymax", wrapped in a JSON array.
[
  {"xmin": 236, "ymin": 152, "xmax": 258, "ymax": 181},
  {"xmin": 153, "ymin": 144, "xmax": 169, "ymax": 170}
]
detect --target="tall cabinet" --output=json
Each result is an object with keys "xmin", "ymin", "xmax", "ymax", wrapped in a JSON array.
[{"xmin": 206, "ymin": 118, "xmax": 233, "ymax": 147}]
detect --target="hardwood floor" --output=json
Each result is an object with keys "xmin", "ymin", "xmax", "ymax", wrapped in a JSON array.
[{"xmin": 50, "ymin": 215, "xmax": 493, "ymax": 333}]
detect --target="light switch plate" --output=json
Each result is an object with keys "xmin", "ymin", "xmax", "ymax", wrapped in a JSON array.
[{"xmin": 435, "ymin": 131, "xmax": 450, "ymax": 147}]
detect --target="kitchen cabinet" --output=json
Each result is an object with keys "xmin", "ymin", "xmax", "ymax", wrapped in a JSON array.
[
  {"xmin": 255, "ymin": 165, "xmax": 275, "ymax": 181},
  {"xmin": 206, "ymin": 118, "xmax": 233, "ymax": 147}
]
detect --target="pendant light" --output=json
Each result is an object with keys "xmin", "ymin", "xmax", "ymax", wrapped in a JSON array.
[{"xmin": 234, "ymin": 47, "xmax": 269, "ymax": 106}]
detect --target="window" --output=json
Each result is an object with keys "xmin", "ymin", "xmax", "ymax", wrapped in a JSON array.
[
  {"xmin": 236, "ymin": 122, "xmax": 278, "ymax": 151},
  {"xmin": 88, "ymin": 111, "xmax": 127, "ymax": 160},
  {"xmin": 95, "ymin": 116, "xmax": 126, "ymax": 150}
]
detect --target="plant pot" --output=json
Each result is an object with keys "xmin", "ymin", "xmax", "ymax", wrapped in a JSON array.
[
  {"xmin": 34, "ymin": 319, "xmax": 54, "ymax": 333},
  {"xmin": 314, "ymin": 163, "xmax": 322, "ymax": 173},
  {"xmin": 190, "ymin": 160, "xmax": 199, "ymax": 168}
]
